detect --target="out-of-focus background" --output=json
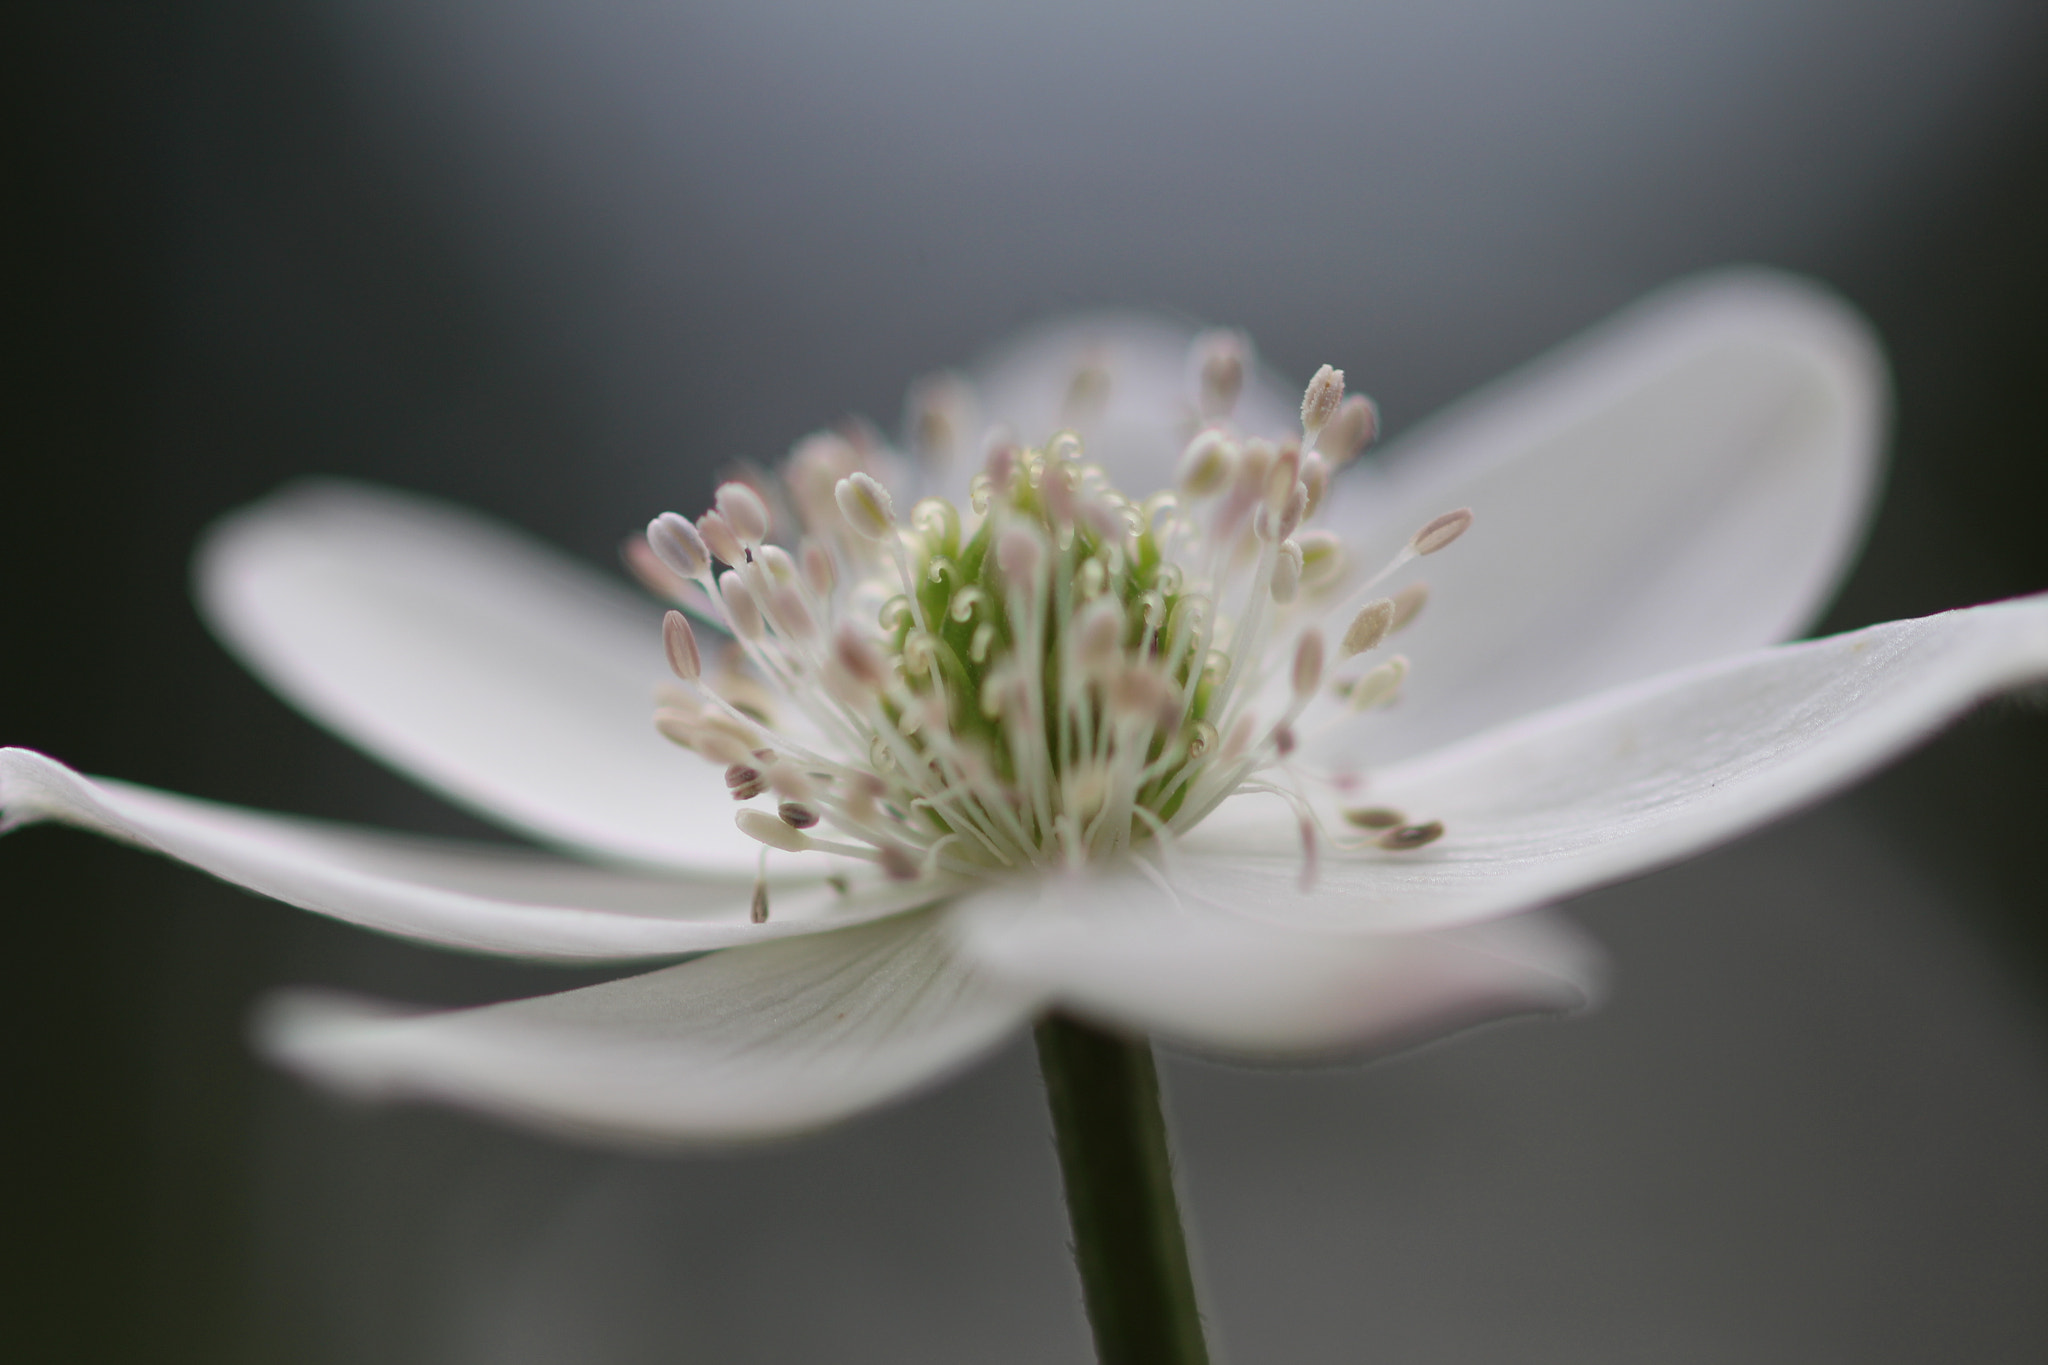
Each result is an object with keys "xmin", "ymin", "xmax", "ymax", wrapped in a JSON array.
[{"xmin": 8, "ymin": 2, "xmax": 2048, "ymax": 1360}]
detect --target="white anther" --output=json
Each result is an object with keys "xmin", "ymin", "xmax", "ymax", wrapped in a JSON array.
[
  {"xmin": 1341, "ymin": 598, "xmax": 1397, "ymax": 657},
  {"xmin": 648, "ymin": 513, "xmax": 710, "ymax": 579},
  {"xmin": 1076, "ymin": 598, "xmax": 1125, "ymax": 670},
  {"xmin": 1110, "ymin": 665, "xmax": 1177, "ymax": 730},
  {"xmin": 718, "ymin": 571, "xmax": 765, "ymax": 640},
  {"xmin": 1344, "ymin": 654, "xmax": 1409, "ymax": 712},
  {"xmin": 1315, "ymin": 394, "xmax": 1378, "ymax": 465},
  {"xmin": 698, "ymin": 511, "xmax": 745, "ymax": 568},
  {"xmin": 1191, "ymin": 328, "xmax": 1249, "ymax": 419},
  {"xmin": 1220, "ymin": 712, "xmax": 1258, "ymax": 762},
  {"xmin": 1296, "ymin": 531, "xmax": 1344, "ymax": 588},
  {"xmin": 908, "ymin": 370, "xmax": 974, "ymax": 463},
  {"xmin": 1262, "ymin": 444, "xmax": 1301, "ymax": 516},
  {"xmin": 662, "ymin": 610, "xmax": 701, "ymax": 682},
  {"xmin": 983, "ymin": 439, "xmax": 1019, "ymax": 495},
  {"xmin": 1177, "ymin": 431, "xmax": 1236, "ymax": 502},
  {"xmin": 738, "ymin": 807, "xmax": 813, "ymax": 853},
  {"xmin": 765, "ymin": 761, "xmax": 814, "ymax": 802},
  {"xmin": 1300, "ymin": 364, "xmax": 1345, "ymax": 438},
  {"xmin": 1276, "ymin": 481, "xmax": 1309, "ymax": 541},
  {"xmin": 1299, "ymin": 452, "xmax": 1331, "ymax": 519},
  {"xmin": 753, "ymin": 543, "xmax": 798, "ymax": 585},
  {"xmin": 835, "ymin": 472, "xmax": 896, "ymax": 542},
  {"xmin": 690, "ymin": 724, "xmax": 756, "ymax": 767},
  {"xmin": 653, "ymin": 707, "xmax": 699, "ymax": 749},
  {"xmin": 833, "ymin": 626, "xmax": 888, "ymax": 689},
  {"xmin": 1291, "ymin": 629, "xmax": 1325, "ymax": 699},
  {"xmin": 1410, "ymin": 508, "xmax": 1473, "ymax": 556},
  {"xmin": 800, "ymin": 540, "xmax": 836, "ymax": 596},
  {"xmin": 767, "ymin": 583, "xmax": 816, "ymax": 640},
  {"xmin": 1270, "ymin": 540, "xmax": 1303, "ymax": 604},
  {"xmin": 995, "ymin": 524, "xmax": 1045, "ymax": 582},
  {"xmin": 1389, "ymin": 581, "xmax": 1429, "ymax": 633},
  {"xmin": 715, "ymin": 482, "xmax": 771, "ymax": 545}
]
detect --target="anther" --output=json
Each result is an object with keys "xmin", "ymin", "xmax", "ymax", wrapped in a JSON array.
[
  {"xmin": 1273, "ymin": 725, "xmax": 1297, "ymax": 757},
  {"xmin": 719, "ymin": 571, "xmax": 765, "ymax": 640},
  {"xmin": 1192, "ymin": 328, "xmax": 1248, "ymax": 419},
  {"xmin": 995, "ymin": 524, "xmax": 1045, "ymax": 582},
  {"xmin": 1270, "ymin": 540, "xmax": 1303, "ymax": 604},
  {"xmin": 725, "ymin": 764, "xmax": 766, "ymax": 800},
  {"xmin": 715, "ymin": 482, "xmax": 772, "ymax": 545},
  {"xmin": 1342, "ymin": 806, "xmax": 1404, "ymax": 829},
  {"xmin": 834, "ymin": 626, "xmax": 888, "ymax": 689},
  {"xmin": 778, "ymin": 801, "xmax": 820, "ymax": 830},
  {"xmin": 1315, "ymin": 394, "xmax": 1378, "ymax": 465},
  {"xmin": 1389, "ymin": 581, "xmax": 1429, "ymax": 633},
  {"xmin": 1410, "ymin": 508, "xmax": 1473, "ymax": 556},
  {"xmin": 653, "ymin": 708, "xmax": 698, "ymax": 749},
  {"xmin": 835, "ymin": 472, "xmax": 897, "ymax": 542},
  {"xmin": 1296, "ymin": 531, "xmax": 1344, "ymax": 589},
  {"xmin": 801, "ymin": 540, "xmax": 836, "ymax": 596},
  {"xmin": 1291, "ymin": 629, "xmax": 1325, "ymax": 699},
  {"xmin": 697, "ymin": 511, "xmax": 745, "ymax": 568},
  {"xmin": 877, "ymin": 843, "xmax": 921, "ymax": 881},
  {"xmin": 1300, "ymin": 364, "xmax": 1345, "ymax": 440},
  {"xmin": 737, "ymin": 807, "xmax": 812, "ymax": 853},
  {"xmin": 1342, "ymin": 598, "xmax": 1397, "ymax": 657},
  {"xmin": 750, "ymin": 881, "xmax": 770, "ymax": 924},
  {"xmin": 648, "ymin": 512, "xmax": 711, "ymax": 579},
  {"xmin": 1344, "ymin": 654, "xmax": 1409, "ymax": 712},
  {"xmin": 1378, "ymin": 820, "xmax": 1444, "ymax": 851},
  {"xmin": 1297, "ymin": 817, "xmax": 1319, "ymax": 893},
  {"xmin": 662, "ymin": 610, "xmax": 702, "ymax": 682}
]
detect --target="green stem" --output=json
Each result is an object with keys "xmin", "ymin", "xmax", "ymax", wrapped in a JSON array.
[{"xmin": 1034, "ymin": 1015, "xmax": 1212, "ymax": 1365}]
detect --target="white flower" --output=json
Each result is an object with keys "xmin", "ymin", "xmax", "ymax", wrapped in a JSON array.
[{"xmin": 6, "ymin": 270, "xmax": 2046, "ymax": 1147}]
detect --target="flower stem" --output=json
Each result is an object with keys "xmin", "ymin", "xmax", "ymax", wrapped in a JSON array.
[{"xmin": 1034, "ymin": 1015, "xmax": 1212, "ymax": 1365}]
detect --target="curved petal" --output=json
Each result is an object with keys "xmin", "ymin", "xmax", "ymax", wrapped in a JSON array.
[
  {"xmin": 951, "ymin": 870, "xmax": 1600, "ymax": 1058},
  {"xmin": 256, "ymin": 910, "xmax": 1038, "ymax": 1145},
  {"xmin": 1318, "ymin": 269, "xmax": 1888, "ymax": 765},
  {"xmin": 962, "ymin": 312, "xmax": 1300, "ymax": 495},
  {"xmin": 1192, "ymin": 593, "xmax": 2048, "ymax": 933},
  {"xmin": 195, "ymin": 480, "xmax": 758, "ymax": 872},
  {"xmin": 0, "ymin": 749, "xmax": 952, "ymax": 961}
]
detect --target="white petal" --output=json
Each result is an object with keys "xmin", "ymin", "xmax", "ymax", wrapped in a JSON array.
[
  {"xmin": 0, "ymin": 749, "xmax": 952, "ymax": 960},
  {"xmin": 1319, "ymin": 269, "xmax": 1887, "ymax": 765},
  {"xmin": 952, "ymin": 869, "xmax": 1600, "ymax": 1057},
  {"xmin": 196, "ymin": 480, "xmax": 758, "ymax": 871},
  {"xmin": 1195, "ymin": 593, "xmax": 2048, "ymax": 932},
  {"xmin": 257, "ymin": 910, "xmax": 1038, "ymax": 1144},
  {"xmin": 964, "ymin": 312, "xmax": 1300, "ymax": 493}
]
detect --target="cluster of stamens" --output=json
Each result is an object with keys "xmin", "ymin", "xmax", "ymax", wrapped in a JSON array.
[{"xmin": 631, "ymin": 339, "xmax": 1468, "ymax": 920}]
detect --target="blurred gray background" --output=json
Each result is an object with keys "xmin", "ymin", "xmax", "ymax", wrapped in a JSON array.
[{"xmin": 8, "ymin": 0, "xmax": 2048, "ymax": 1360}]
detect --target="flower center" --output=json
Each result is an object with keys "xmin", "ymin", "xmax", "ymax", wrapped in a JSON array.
[{"xmin": 634, "ymin": 347, "xmax": 1465, "ymax": 915}]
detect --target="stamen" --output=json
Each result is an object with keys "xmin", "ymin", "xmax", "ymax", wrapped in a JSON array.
[
  {"xmin": 1315, "ymin": 394, "xmax": 1378, "ymax": 464},
  {"xmin": 1300, "ymin": 364, "xmax": 1345, "ymax": 441},
  {"xmin": 1343, "ymin": 655, "xmax": 1409, "ymax": 712},
  {"xmin": 750, "ymin": 879, "xmax": 771, "ymax": 924},
  {"xmin": 715, "ymin": 482, "xmax": 772, "ymax": 546},
  {"xmin": 698, "ymin": 511, "xmax": 745, "ymax": 568},
  {"xmin": 1411, "ymin": 508, "xmax": 1473, "ymax": 556},
  {"xmin": 647, "ymin": 512, "xmax": 711, "ymax": 580},
  {"xmin": 1389, "ymin": 581, "xmax": 1429, "ymax": 633},
  {"xmin": 663, "ymin": 611, "xmax": 702, "ymax": 682},
  {"xmin": 835, "ymin": 473, "xmax": 896, "ymax": 542},
  {"xmin": 1341, "ymin": 599, "xmax": 1396, "ymax": 657},
  {"xmin": 1342, "ymin": 806, "xmax": 1404, "ymax": 829},
  {"xmin": 726, "ymin": 764, "xmax": 766, "ymax": 800},
  {"xmin": 737, "ymin": 808, "xmax": 812, "ymax": 853},
  {"xmin": 1378, "ymin": 820, "xmax": 1444, "ymax": 851},
  {"xmin": 778, "ymin": 801, "xmax": 820, "ymax": 830}
]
